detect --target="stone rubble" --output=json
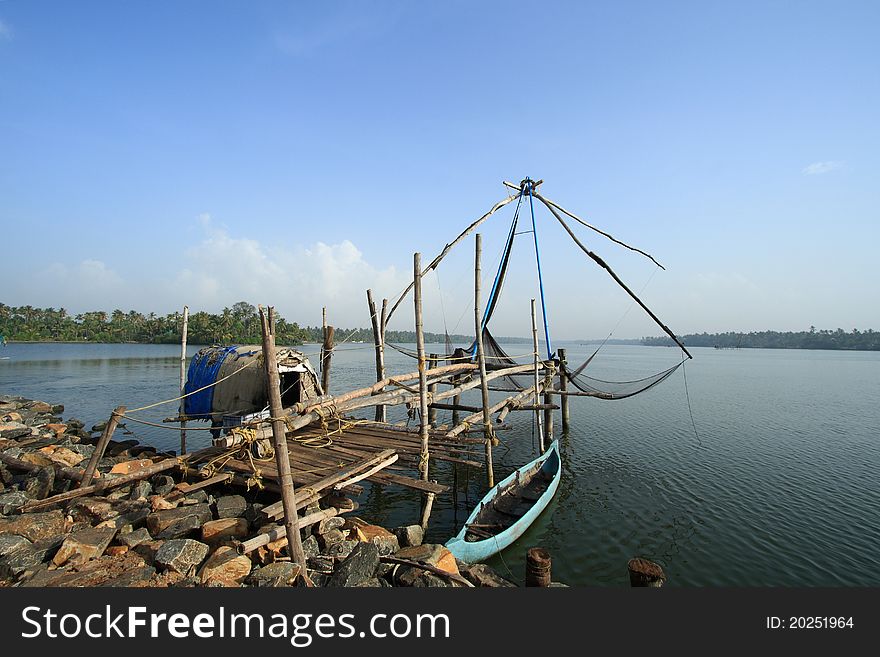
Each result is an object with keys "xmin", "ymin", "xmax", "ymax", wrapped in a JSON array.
[{"xmin": 0, "ymin": 395, "xmax": 521, "ymax": 588}]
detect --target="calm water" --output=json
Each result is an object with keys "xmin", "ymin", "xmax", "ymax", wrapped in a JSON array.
[{"xmin": 2, "ymin": 342, "xmax": 878, "ymax": 586}]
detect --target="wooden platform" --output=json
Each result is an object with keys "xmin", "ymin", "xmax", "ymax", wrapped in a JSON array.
[{"xmin": 186, "ymin": 417, "xmax": 484, "ymax": 496}]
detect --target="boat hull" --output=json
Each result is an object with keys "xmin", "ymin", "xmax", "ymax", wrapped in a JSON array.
[{"xmin": 446, "ymin": 440, "xmax": 560, "ymax": 564}]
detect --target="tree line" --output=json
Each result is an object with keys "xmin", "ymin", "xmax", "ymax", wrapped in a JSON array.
[
  {"xmin": 0, "ymin": 302, "xmax": 474, "ymax": 346},
  {"xmin": 641, "ymin": 327, "xmax": 880, "ymax": 351}
]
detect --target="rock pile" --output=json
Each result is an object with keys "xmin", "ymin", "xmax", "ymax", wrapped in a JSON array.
[{"xmin": 0, "ymin": 395, "xmax": 517, "ymax": 588}]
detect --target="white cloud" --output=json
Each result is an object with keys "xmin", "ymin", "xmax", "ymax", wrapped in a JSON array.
[
  {"xmin": 12, "ymin": 216, "xmax": 410, "ymax": 328},
  {"xmin": 0, "ymin": 19, "xmax": 12, "ymax": 40},
  {"xmin": 802, "ymin": 161, "xmax": 844, "ymax": 175},
  {"xmin": 167, "ymin": 215, "xmax": 409, "ymax": 326}
]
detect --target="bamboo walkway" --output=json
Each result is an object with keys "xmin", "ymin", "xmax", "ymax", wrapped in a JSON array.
[{"xmin": 184, "ymin": 417, "xmax": 486, "ymax": 497}]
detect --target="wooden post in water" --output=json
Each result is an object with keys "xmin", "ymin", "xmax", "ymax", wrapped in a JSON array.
[
  {"xmin": 451, "ymin": 372, "xmax": 461, "ymax": 426},
  {"xmin": 627, "ymin": 557, "xmax": 667, "ymax": 587},
  {"xmin": 525, "ymin": 547, "xmax": 552, "ymax": 587},
  {"xmin": 366, "ymin": 289, "xmax": 386, "ymax": 422},
  {"xmin": 414, "ymin": 253, "xmax": 430, "ymax": 485},
  {"xmin": 320, "ymin": 307, "xmax": 334, "ymax": 395},
  {"xmin": 543, "ymin": 366, "xmax": 554, "ymax": 444},
  {"xmin": 178, "ymin": 305, "xmax": 189, "ymax": 455},
  {"xmin": 428, "ymin": 353, "xmax": 438, "ymax": 427},
  {"xmin": 259, "ymin": 306, "xmax": 307, "ymax": 574},
  {"xmin": 531, "ymin": 299, "xmax": 545, "ymax": 453},
  {"xmin": 79, "ymin": 405, "xmax": 126, "ymax": 488},
  {"xmin": 475, "ymin": 233, "xmax": 494, "ymax": 488},
  {"xmin": 558, "ymin": 347, "xmax": 570, "ymax": 432}
]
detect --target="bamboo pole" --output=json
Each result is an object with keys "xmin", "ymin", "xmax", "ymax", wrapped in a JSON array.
[
  {"xmin": 531, "ymin": 299, "xmax": 545, "ymax": 453},
  {"xmin": 259, "ymin": 306, "xmax": 307, "ymax": 572},
  {"xmin": 542, "ymin": 364, "xmax": 555, "ymax": 444},
  {"xmin": 24, "ymin": 458, "xmax": 180, "ymax": 512},
  {"xmin": 79, "ymin": 405, "xmax": 126, "ymax": 488},
  {"xmin": 427, "ymin": 353, "xmax": 439, "ymax": 427},
  {"xmin": 414, "ymin": 252, "xmax": 430, "ymax": 485},
  {"xmin": 251, "ymin": 362, "xmax": 534, "ymax": 445},
  {"xmin": 178, "ymin": 305, "xmax": 189, "ymax": 455},
  {"xmin": 534, "ymin": 193, "xmax": 692, "ymax": 359},
  {"xmin": 238, "ymin": 504, "xmax": 355, "ymax": 555},
  {"xmin": 295, "ymin": 362, "xmax": 476, "ymax": 415},
  {"xmin": 447, "ymin": 385, "xmax": 538, "ymax": 438},
  {"xmin": 320, "ymin": 307, "xmax": 334, "ymax": 395},
  {"xmin": 0, "ymin": 451, "xmax": 88, "ymax": 483},
  {"xmin": 558, "ymin": 347, "xmax": 570, "ymax": 431},
  {"xmin": 259, "ymin": 450, "xmax": 398, "ymax": 521},
  {"xmin": 386, "ymin": 193, "xmax": 521, "ymax": 324},
  {"xmin": 451, "ymin": 372, "xmax": 462, "ymax": 426},
  {"xmin": 475, "ymin": 233, "xmax": 494, "ymax": 488},
  {"xmin": 366, "ymin": 289, "xmax": 387, "ymax": 422}
]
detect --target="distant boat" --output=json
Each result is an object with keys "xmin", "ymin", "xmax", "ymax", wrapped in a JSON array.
[{"xmin": 446, "ymin": 440, "xmax": 560, "ymax": 563}]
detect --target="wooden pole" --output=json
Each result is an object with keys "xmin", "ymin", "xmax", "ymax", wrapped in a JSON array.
[
  {"xmin": 366, "ymin": 289, "xmax": 387, "ymax": 422},
  {"xmin": 525, "ymin": 547, "xmax": 552, "ymax": 587},
  {"xmin": 179, "ymin": 305, "xmax": 189, "ymax": 455},
  {"xmin": 320, "ymin": 307, "xmax": 334, "ymax": 395},
  {"xmin": 543, "ymin": 365, "xmax": 555, "ymax": 444},
  {"xmin": 259, "ymin": 306, "xmax": 307, "ymax": 572},
  {"xmin": 427, "ymin": 353, "xmax": 439, "ymax": 427},
  {"xmin": 79, "ymin": 405, "xmax": 126, "ymax": 488},
  {"xmin": 531, "ymin": 299, "xmax": 545, "ymax": 453},
  {"xmin": 475, "ymin": 233, "xmax": 494, "ymax": 488},
  {"xmin": 24, "ymin": 458, "xmax": 180, "ymax": 512},
  {"xmin": 414, "ymin": 252, "xmax": 430, "ymax": 486},
  {"xmin": 627, "ymin": 557, "xmax": 667, "ymax": 587},
  {"xmin": 451, "ymin": 372, "xmax": 462, "ymax": 426},
  {"xmin": 558, "ymin": 347, "xmax": 570, "ymax": 431}
]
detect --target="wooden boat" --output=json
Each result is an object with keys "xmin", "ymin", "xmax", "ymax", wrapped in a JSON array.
[{"xmin": 446, "ymin": 439, "xmax": 560, "ymax": 563}]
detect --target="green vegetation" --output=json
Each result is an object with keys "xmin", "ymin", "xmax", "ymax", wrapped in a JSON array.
[
  {"xmin": 0, "ymin": 302, "xmax": 474, "ymax": 346},
  {"xmin": 641, "ymin": 327, "xmax": 880, "ymax": 351},
  {"xmin": 0, "ymin": 302, "xmax": 305, "ymax": 345}
]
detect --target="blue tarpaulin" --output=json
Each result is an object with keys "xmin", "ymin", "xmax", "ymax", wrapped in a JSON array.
[{"xmin": 183, "ymin": 345, "xmax": 239, "ymax": 418}]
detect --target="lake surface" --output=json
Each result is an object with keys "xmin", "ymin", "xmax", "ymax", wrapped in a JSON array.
[{"xmin": 2, "ymin": 341, "xmax": 878, "ymax": 586}]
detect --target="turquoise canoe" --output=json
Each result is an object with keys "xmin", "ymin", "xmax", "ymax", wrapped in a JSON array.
[{"xmin": 446, "ymin": 439, "xmax": 560, "ymax": 564}]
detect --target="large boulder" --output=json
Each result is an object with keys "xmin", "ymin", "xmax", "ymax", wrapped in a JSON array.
[
  {"xmin": 0, "ymin": 509, "xmax": 65, "ymax": 542},
  {"xmin": 117, "ymin": 527, "xmax": 153, "ymax": 548},
  {"xmin": 198, "ymin": 546, "xmax": 252, "ymax": 586},
  {"xmin": 201, "ymin": 518, "xmax": 248, "ymax": 547},
  {"xmin": 393, "ymin": 544, "xmax": 460, "ymax": 576},
  {"xmin": 393, "ymin": 525, "xmax": 424, "ymax": 548},
  {"xmin": 146, "ymin": 503, "xmax": 212, "ymax": 535},
  {"xmin": 53, "ymin": 527, "xmax": 117, "ymax": 566},
  {"xmin": 213, "ymin": 495, "xmax": 247, "ymax": 519},
  {"xmin": 328, "ymin": 542, "xmax": 379, "ymax": 587},
  {"xmin": 0, "ymin": 490, "xmax": 30, "ymax": 515},
  {"xmin": 246, "ymin": 561, "xmax": 301, "ymax": 587},
  {"xmin": 154, "ymin": 539, "xmax": 209, "ymax": 574}
]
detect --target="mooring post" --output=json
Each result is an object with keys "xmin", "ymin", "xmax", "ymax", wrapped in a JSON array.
[
  {"xmin": 178, "ymin": 305, "xmax": 189, "ymax": 455},
  {"xmin": 79, "ymin": 405, "xmax": 126, "ymax": 488},
  {"xmin": 414, "ymin": 253, "xmax": 430, "ymax": 487},
  {"xmin": 321, "ymin": 307, "xmax": 334, "ymax": 394},
  {"xmin": 475, "ymin": 233, "xmax": 494, "ymax": 488},
  {"xmin": 366, "ymin": 289, "xmax": 386, "ymax": 422},
  {"xmin": 526, "ymin": 547, "xmax": 552, "ymax": 587},
  {"xmin": 543, "ymin": 365, "xmax": 555, "ymax": 444},
  {"xmin": 428, "ymin": 353, "xmax": 438, "ymax": 427},
  {"xmin": 530, "ymin": 299, "xmax": 545, "ymax": 453},
  {"xmin": 627, "ymin": 557, "xmax": 667, "ymax": 587},
  {"xmin": 558, "ymin": 347, "xmax": 570, "ymax": 431},
  {"xmin": 259, "ymin": 306, "xmax": 307, "ymax": 576}
]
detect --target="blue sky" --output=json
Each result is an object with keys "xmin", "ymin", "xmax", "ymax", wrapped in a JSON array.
[{"xmin": 1, "ymin": 1, "xmax": 878, "ymax": 339}]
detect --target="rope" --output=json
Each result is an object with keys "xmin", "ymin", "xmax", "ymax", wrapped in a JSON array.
[
  {"xmin": 118, "ymin": 413, "xmax": 217, "ymax": 431},
  {"xmin": 682, "ymin": 359, "xmax": 702, "ymax": 448},
  {"xmin": 126, "ymin": 360, "xmax": 254, "ymax": 413}
]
